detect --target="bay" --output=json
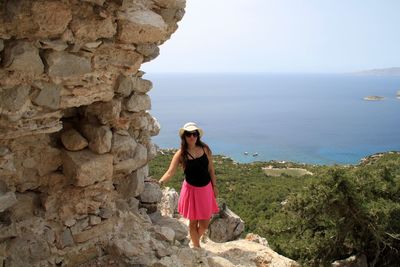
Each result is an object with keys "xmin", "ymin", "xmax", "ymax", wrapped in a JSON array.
[{"xmin": 146, "ymin": 73, "xmax": 400, "ymax": 164}]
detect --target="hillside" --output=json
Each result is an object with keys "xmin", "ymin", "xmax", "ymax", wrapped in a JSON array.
[
  {"xmin": 150, "ymin": 150, "xmax": 400, "ymax": 266},
  {"xmin": 355, "ymin": 67, "xmax": 400, "ymax": 76}
]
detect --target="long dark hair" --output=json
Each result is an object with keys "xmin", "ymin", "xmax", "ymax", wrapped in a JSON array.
[{"xmin": 180, "ymin": 130, "xmax": 211, "ymax": 169}]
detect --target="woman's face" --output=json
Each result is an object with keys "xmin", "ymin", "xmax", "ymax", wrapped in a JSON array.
[{"xmin": 184, "ymin": 130, "xmax": 199, "ymax": 146}]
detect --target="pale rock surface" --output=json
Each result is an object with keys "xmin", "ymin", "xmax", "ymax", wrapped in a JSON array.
[
  {"xmin": 158, "ymin": 187, "xmax": 179, "ymax": 217},
  {"xmin": 81, "ymin": 124, "xmax": 113, "ymax": 154},
  {"xmin": 32, "ymin": 82, "xmax": 62, "ymax": 110},
  {"xmin": 3, "ymin": 41, "xmax": 44, "ymax": 75},
  {"xmin": 208, "ymin": 204, "xmax": 245, "ymax": 243},
  {"xmin": 0, "ymin": 191, "xmax": 18, "ymax": 212},
  {"xmin": 62, "ymin": 149, "xmax": 113, "ymax": 187},
  {"xmin": 118, "ymin": 10, "xmax": 168, "ymax": 44},
  {"xmin": 45, "ymin": 51, "xmax": 91, "ymax": 78},
  {"xmin": 111, "ymin": 132, "xmax": 138, "ymax": 163},
  {"xmin": 61, "ymin": 129, "xmax": 89, "ymax": 151},
  {"xmin": 125, "ymin": 93, "xmax": 152, "ymax": 112}
]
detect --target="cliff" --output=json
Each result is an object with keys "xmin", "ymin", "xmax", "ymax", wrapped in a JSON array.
[{"xmin": 0, "ymin": 0, "xmax": 297, "ymax": 266}]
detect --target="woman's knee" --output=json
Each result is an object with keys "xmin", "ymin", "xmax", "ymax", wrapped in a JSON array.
[
  {"xmin": 198, "ymin": 219, "xmax": 210, "ymax": 230},
  {"xmin": 189, "ymin": 220, "xmax": 198, "ymax": 229}
]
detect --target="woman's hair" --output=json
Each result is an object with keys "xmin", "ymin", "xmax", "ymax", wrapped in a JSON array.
[{"xmin": 180, "ymin": 130, "xmax": 211, "ymax": 169}]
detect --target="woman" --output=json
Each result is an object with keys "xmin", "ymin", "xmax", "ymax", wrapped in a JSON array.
[{"xmin": 158, "ymin": 122, "xmax": 219, "ymax": 248}]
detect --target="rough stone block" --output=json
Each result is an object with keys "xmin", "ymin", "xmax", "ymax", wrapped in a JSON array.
[
  {"xmin": 61, "ymin": 129, "xmax": 88, "ymax": 151},
  {"xmin": 125, "ymin": 93, "xmax": 151, "ymax": 112},
  {"xmin": 72, "ymin": 218, "xmax": 114, "ymax": 243},
  {"xmin": 0, "ymin": 192, "xmax": 17, "ymax": 212},
  {"xmin": 118, "ymin": 10, "xmax": 168, "ymax": 44},
  {"xmin": 62, "ymin": 150, "xmax": 113, "ymax": 187},
  {"xmin": 111, "ymin": 133, "xmax": 137, "ymax": 163},
  {"xmin": 3, "ymin": 41, "xmax": 44, "ymax": 75},
  {"xmin": 81, "ymin": 124, "xmax": 112, "ymax": 154},
  {"xmin": 44, "ymin": 51, "xmax": 91, "ymax": 78},
  {"xmin": 140, "ymin": 182, "xmax": 162, "ymax": 204},
  {"xmin": 33, "ymin": 83, "xmax": 62, "ymax": 110}
]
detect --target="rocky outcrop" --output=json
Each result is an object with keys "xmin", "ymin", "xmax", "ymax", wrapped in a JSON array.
[{"xmin": 0, "ymin": 0, "xmax": 185, "ymax": 265}]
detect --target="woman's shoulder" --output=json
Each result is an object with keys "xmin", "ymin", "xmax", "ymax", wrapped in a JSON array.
[{"xmin": 200, "ymin": 144, "xmax": 212, "ymax": 155}]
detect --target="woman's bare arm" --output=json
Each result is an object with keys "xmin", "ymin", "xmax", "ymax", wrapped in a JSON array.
[{"xmin": 159, "ymin": 149, "xmax": 182, "ymax": 185}]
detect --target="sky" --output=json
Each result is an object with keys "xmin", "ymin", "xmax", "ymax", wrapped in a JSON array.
[{"xmin": 142, "ymin": 0, "xmax": 400, "ymax": 74}]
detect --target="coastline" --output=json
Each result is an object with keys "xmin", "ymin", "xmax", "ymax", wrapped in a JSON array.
[{"xmin": 156, "ymin": 147, "xmax": 400, "ymax": 167}]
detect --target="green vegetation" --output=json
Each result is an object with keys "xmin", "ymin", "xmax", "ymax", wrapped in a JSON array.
[{"xmin": 149, "ymin": 150, "xmax": 400, "ymax": 266}]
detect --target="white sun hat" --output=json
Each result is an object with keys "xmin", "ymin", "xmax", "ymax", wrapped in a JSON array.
[{"xmin": 178, "ymin": 122, "xmax": 204, "ymax": 137}]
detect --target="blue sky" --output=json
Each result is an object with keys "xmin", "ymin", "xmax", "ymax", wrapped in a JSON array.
[{"xmin": 143, "ymin": 0, "xmax": 400, "ymax": 73}]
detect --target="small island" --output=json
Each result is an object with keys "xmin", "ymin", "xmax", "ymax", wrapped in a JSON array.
[
  {"xmin": 363, "ymin": 96, "xmax": 385, "ymax": 101},
  {"xmin": 397, "ymin": 90, "xmax": 400, "ymax": 99}
]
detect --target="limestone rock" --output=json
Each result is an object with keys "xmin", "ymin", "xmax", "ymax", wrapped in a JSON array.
[
  {"xmin": 81, "ymin": 124, "xmax": 112, "ymax": 154},
  {"xmin": 115, "ymin": 75, "xmax": 134, "ymax": 97},
  {"xmin": 111, "ymin": 133, "xmax": 138, "ymax": 163},
  {"xmin": 114, "ymin": 143, "xmax": 148, "ymax": 175},
  {"xmin": 140, "ymin": 181, "xmax": 163, "ymax": 203},
  {"xmin": 118, "ymin": 10, "xmax": 168, "ymax": 44},
  {"xmin": 132, "ymin": 77, "xmax": 153, "ymax": 93},
  {"xmin": 203, "ymin": 239, "xmax": 299, "ymax": 267},
  {"xmin": 153, "ymin": 0, "xmax": 186, "ymax": 8},
  {"xmin": 60, "ymin": 83, "xmax": 114, "ymax": 109},
  {"xmin": 61, "ymin": 129, "xmax": 89, "ymax": 151},
  {"xmin": 208, "ymin": 204, "xmax": 244, "ymax": 243},
  {"xmin": 45, "ymin": 51, "xmax": 91, "ymax": 78},
  {"xmin": 125, "ymin": 93, "xmax": 151, "ymax": 112},
  {"xmin": 154, "ymin": 226, "xmax": 175, "ymax": 242},
  {"xmin": 70, "ymin": 16, "xmax": 117, "ymax": 41},
  {"xmin": 32, "ymin": 82, "xmax": 62, "ymax": 110},
  {"xmin": 81, "ymin": 0, "xmax": 106, "ymax": 6},
  {"xmin": 153, "ymin": 216, "xmax": 188, "ymax": 241},
  {"xmin": 93, "ymin": 44, "xmax": 143, "ymax": 72},
  {"xmin": 3, "ymin": 41, "xmax": 44, "ymax": 75},
  {"xmin": 136, "ymin": 43, "xmax": 160, "ymax": 62},
  {"xmin": 0, "ymin": 85, "xmax": 31, "ymax": 115},
  {"xmin": 158, "ymin": 187, "xmax": 179, "ymax": 217},
  {"xmin": 62, "ymin": 149, "xmax": 113, "ymax": 187},
  {"xmin": 115, "ymin": 165, "xmax": 147, "ymax": 198},
  {"xmin": 37, "ymin": 39, "xmax": 68, "ymax": 51},
  {"xmin": 85, "ymin": 100, "xmax": 122, "ymax": 126},
  {"xmin": 0, "ymin": 191, "xmax": 18, "ymax": 212},
  {"xmin": 31, "ymin": 1, "xmax": 72, "ymax": 38}
]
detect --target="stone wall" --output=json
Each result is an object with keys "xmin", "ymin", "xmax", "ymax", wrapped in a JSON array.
[{"xmin": 0, "ymin": 0, "xmax": 186, "ymax": 265}]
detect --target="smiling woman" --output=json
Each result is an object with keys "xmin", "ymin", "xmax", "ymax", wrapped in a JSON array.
[
  {"xmin": 158, "ymin": 122, "xmax": 219, "ymax": 248},
  {"xmin": 143, "ymin": 0, "xmax": 400, "ymax": 73}
]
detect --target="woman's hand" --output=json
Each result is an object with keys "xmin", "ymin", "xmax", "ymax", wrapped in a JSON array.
[{"xmin": 213, "ymin": 186, "xmax": 218, "ymax": 197}]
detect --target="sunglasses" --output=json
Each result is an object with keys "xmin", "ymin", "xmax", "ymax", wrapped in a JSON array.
[{"xmin": 184, "ymin": 131, "xmax": 199, "ymax": 137}]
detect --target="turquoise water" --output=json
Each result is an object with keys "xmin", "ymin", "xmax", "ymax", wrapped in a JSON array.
[{"xmin": 147, "ymin": 73, "xmax": 400, "ymax": 165}]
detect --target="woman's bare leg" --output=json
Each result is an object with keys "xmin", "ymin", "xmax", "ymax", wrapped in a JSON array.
[
  {"xmin": 198, "ymin": 219, "xmax": 210, "ymax": 242},
  {"xmin": 189, "ymin": 220, "xmax": 201, "ymax": 247}
]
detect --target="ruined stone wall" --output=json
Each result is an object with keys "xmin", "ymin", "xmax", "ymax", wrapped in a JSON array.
[{"xmin": 0, "ymin": 0, "xmax": 186, "ymax": 265}]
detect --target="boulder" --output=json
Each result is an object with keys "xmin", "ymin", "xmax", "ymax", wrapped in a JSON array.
[{"xmin": 208, "ymin": 204, "xmax": 244, "ymax": 243}]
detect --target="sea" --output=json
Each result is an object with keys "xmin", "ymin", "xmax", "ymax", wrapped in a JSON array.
[{"xmin": 146, "ymin": 73, "xmax": 400, "ymax": 165}]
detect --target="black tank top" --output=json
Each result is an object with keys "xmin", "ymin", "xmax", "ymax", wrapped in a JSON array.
[{"xmin": 184, "ymin": 148, "xmax": 211, "ymax": 187}]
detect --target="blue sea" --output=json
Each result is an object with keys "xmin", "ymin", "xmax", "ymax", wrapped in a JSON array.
[{"xmin": 146, "ymin": 73, "xmax": 400, "ymax": 165}]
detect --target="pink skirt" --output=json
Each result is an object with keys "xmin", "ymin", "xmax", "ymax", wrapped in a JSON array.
[{"xmin": 178, "ymin": 180, "xmax": 219, "ymax": 220}]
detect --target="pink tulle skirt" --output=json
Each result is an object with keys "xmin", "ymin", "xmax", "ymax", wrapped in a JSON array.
[{"xmin": 178, "ymin": 180, "xmax": 219, "ymax": 220}]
